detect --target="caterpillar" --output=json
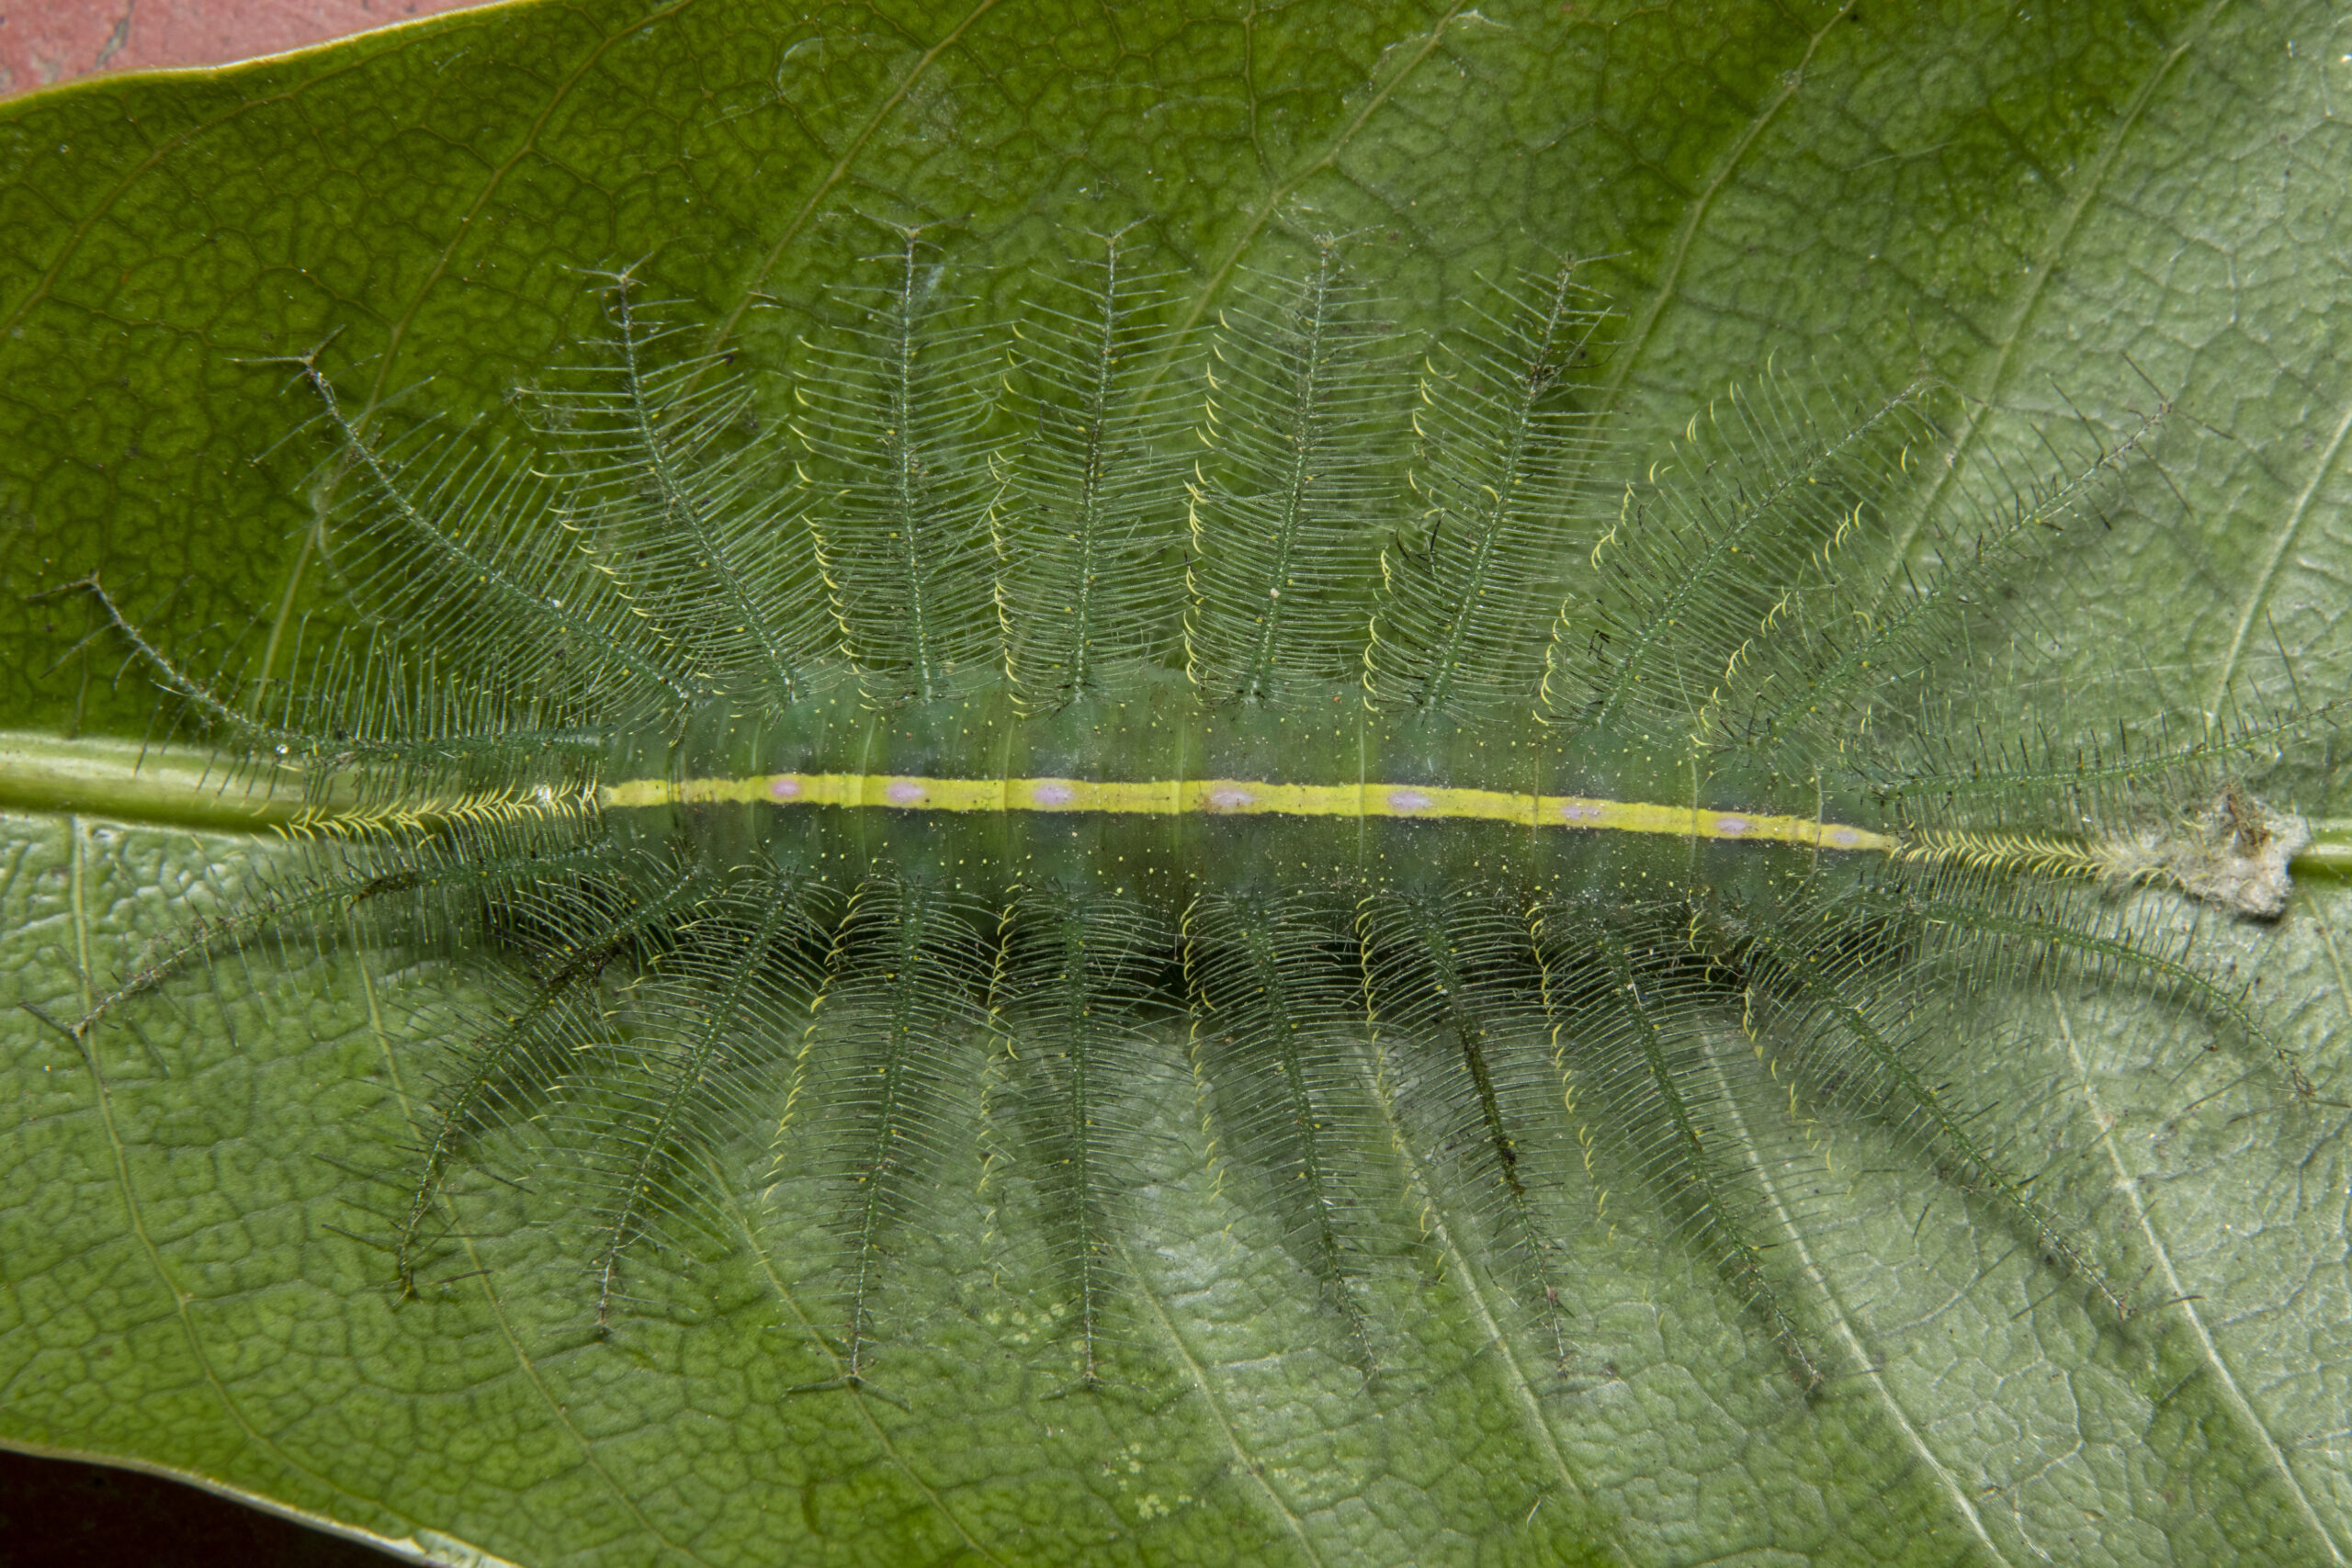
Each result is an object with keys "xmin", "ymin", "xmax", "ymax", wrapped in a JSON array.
[{"xmin": 27, "ymin": 219, "xmax": 2345, "ymax": 1401}]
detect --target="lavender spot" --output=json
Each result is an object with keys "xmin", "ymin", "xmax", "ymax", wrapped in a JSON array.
[
  {"xmin": 1557, "ymin": 802, "xmax": 1604, "ymax": 823},
  {"xmin": 1715, "ymin": 816, "xmax": 1752, "ymax": 837},
  {"xmin": 1033, "ymin": 782, "xmax": 1075, "ymax": 807},
  {"xmin": 1388, "ymin": 789, "xmax": 1433, "ymax": 814},
  {"xmin": 1206, "ymin": 787, "xmax": 1254, "ymax": 812},
  {"xmin": 1831, "ymin": 829, "xmax": 1860, "ymax": 848},
  {"xmin": 768, "ymin": 776, "xmax": 803, "ymax": 802},
  {"xmin": 886, "ymin": 779, "xmax": 926, "ymax": 807}
]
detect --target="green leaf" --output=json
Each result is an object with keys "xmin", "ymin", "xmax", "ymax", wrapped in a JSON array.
[{"xmin": 5, "ymin": 1, "xmax": 2350, "ymax": 1562}]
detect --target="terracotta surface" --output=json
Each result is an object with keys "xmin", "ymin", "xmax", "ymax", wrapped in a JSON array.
[{"xmin": 1, "ymin": 0, "xmax": 487, "ymax": 99}]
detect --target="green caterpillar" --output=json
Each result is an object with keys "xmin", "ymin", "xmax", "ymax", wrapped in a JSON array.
[{"xmin": 32, "ymin": 220, "xmax": 2344, "ymax": 1394}]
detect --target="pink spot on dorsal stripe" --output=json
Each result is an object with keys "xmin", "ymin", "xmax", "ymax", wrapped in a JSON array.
[
  {"xmin": 768, "ymin": 776, "xmax": 802, "ymax": 802},
  {"xmin": 886, "ymin": 779, "xmax": 925, "ymax": 806},
  {"xmin": 1557, "ymin": 801, "xmax": 1604, "ymax": 823},
  {"xmin": 1714, "ymin": 815, "xmax": 1752, "ymax": 836},
  {"xmin": 1387, "ymin": 789, "xmax": 1433, "ymax": 813},
  {"xmin": 1206, "ymin": 787, "xmax": 1254, "ymax": 812},
  {"xmin": 1033, "ymin": 782, "xmax": 1075, "ymax": 807},
  {"xmin": 1830, "ymin": 828, "xmax": 1860, "ymax": 848}
]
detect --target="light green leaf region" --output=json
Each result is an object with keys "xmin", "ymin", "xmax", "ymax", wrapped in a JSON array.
[{"xmin": 4, "ymin": 1, "xmax": 2351, "ymax": 1562}]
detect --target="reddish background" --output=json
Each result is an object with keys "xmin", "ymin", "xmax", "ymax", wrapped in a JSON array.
[{"xmin": 2, "ymin": 0, "xmax": 485, "ymax": 99}]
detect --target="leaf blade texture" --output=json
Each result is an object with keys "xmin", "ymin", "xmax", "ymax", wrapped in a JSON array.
[{"xmin": 4, "ymin": 3, "xmax": 2352, "ymax": 1566}]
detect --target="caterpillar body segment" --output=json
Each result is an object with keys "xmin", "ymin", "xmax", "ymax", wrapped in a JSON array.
[{"xmin": 51, "ymin": 230, "xmax": 2340, "ymax": 1391}]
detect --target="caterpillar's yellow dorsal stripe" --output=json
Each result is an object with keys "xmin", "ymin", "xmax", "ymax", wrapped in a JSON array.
[{"xmin": 599, "ymin": 772, "xmax": 1897, "ymax": 852}]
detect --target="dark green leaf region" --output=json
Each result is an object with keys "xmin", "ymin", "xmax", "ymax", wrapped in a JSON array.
[{"xmin": 6, "ymin": 3, "xmax": 2352, "ymax": 1566}]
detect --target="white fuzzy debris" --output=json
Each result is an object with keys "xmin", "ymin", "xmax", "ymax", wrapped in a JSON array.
[{"xmin": 2102, "ymin": 787, "xmax": 2311, "ymax": 919}]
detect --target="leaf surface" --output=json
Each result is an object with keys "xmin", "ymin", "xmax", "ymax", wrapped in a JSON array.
[{"xmin": 4, "ymin": 2, "xmax": 2351, "ymax": 1563}]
